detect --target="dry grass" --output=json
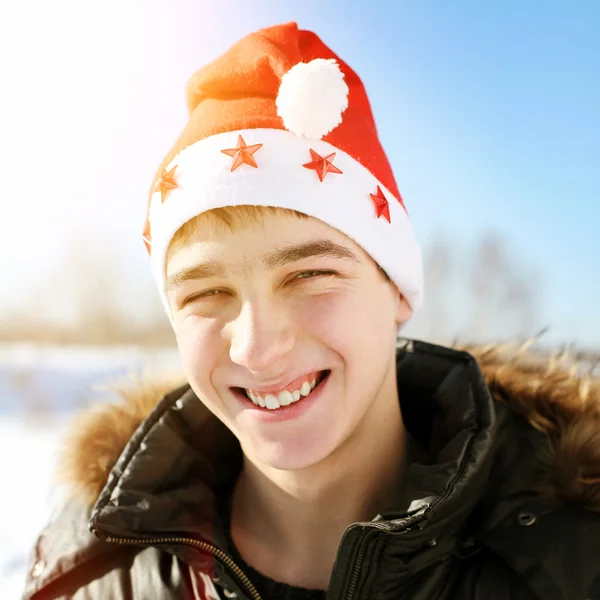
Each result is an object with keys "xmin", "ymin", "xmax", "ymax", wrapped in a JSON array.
[{"xmin": 0, "ymin": 314, "xmax": 175, "ymax": 346}]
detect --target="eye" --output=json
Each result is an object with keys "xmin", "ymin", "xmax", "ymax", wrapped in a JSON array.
[
  {"xmin": 294, "ymin": 270, "xmax": 335, "ymax": 280},
  {"xmin": 179, "ymin": 288, "xmax": 224, "ymax": 307}
]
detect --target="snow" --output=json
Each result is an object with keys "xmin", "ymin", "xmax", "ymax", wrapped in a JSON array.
[
  {"xmin": 0, "ymin": 345, "xmax": 179, "ymax": 599},
  {"xmin": 0, "ymin": 418, "xmax": 65, "ymax": 598}
]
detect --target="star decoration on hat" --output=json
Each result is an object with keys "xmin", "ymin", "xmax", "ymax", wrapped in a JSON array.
[
  {"xmin": 303, "ymin": 149, "xmax": 343, "ymax": 182},
  {"xmin": 142, "ymin": 219, "xmax": 152, "ymax": 254},
  {"xmin": 370, "ymin": 186, "xmax": 391, "ymax": 223},
  {"xmin": 221, "ymin": 135, "xmax": 263, "ymax": 171},
  {"xmin": 154, "ymin": 165, "xmax": 179, "ymax": 203}
]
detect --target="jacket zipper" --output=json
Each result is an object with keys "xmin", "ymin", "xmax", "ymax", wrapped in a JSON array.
[
  {"xmin": 344, "ymin": 505, "xmax": 430, "ymax": 600},
  {"xmin": 98, "ymin": 532, "xmax": 262, "ymax": 600},
  {"xmin": 345, "ymin": 540, "xmax": 367, "ymax": 600}
]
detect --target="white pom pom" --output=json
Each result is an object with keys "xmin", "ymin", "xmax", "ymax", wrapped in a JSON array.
[{"xmin": 276, "ymin": 58, "xmax": 349, "ymax": 140}]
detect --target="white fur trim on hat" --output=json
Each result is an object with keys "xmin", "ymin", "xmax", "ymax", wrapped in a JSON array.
[
  {"xmin": 276, "ymin": 59, "xmax": 349, "ymax": 140},
  {"xmin": 149, "ymin": 128, "xmax": 423, "ymax": 316}
]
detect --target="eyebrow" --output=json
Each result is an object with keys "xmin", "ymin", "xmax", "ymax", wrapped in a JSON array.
[{"xmin": 164, "ymin": 239, "xmax": 360, "ymax": 292}]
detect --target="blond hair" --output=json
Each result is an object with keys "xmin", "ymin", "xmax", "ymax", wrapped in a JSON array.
[{"xmin": 166, "ymin": 205, "xmax": 309, "ymax": 260}]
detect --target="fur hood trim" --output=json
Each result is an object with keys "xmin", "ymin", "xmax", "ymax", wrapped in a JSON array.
[
  {"xmin": 56, "ymin": 344, "xmax": 600, "ymax": 510},
  {"xmin": 464, "ymin": 342, "xmax": 600, "ymax": 510}
]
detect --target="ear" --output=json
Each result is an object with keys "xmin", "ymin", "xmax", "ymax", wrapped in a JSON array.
[{"xmin": 395, "ymin": 293, "xmax": 412, "ymax": 325}]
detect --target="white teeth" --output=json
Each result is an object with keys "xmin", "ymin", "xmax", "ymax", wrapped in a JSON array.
[
  {"xmin": 264, "ymin": 394, "xmax": 280, "ymax": 410},
  {"xmin": 278, "ymin": 390, "xmax": 294, "ymax": 406},
  {"xmin": 300, "ymin": 381, "xmax": 311, "ymax": 397},
  {"xmin": 244, "ymin": 372, "xmax": 326, "ymax": 409}
]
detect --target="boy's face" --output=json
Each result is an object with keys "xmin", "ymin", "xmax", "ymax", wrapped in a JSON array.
[{"xmin": 165, "ymin": 211, "xmax": 411, "ymax": 470}]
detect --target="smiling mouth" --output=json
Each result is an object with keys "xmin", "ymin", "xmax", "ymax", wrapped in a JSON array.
[{"xmin": 233, "ymin": 370, "xmax": 330, "ymax": 410}]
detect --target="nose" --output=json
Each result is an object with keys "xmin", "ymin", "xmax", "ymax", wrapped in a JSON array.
[{"xmin": 228, "ymin": 298, "xmax": 295, "ymax": 372}]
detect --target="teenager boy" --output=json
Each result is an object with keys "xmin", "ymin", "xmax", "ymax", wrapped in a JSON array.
[{"xmin": 24, "ymin": 22, "xmax": 600, "ymax": 600}]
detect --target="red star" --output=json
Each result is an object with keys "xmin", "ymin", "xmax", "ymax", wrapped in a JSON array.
[
  {"xmin": 370, "ymin": 186, "xmax": 391, "ymax": 223},
  {"xmin": 221, "ymin": 135, "xmax": 263, "ymax": 171},
  {"xmin": 154, "ymin": 165, "xmax": 179, "ymax": 203},
  {"xmin": 142, "ymin": 219, "xmax": 152, "ymax": 254},
  {"xmin": 303, "ymin": 149, "xmax": 343, "ymax": 182}
]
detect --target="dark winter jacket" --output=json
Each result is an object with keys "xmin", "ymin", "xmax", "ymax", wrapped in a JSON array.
[{"xmin": 23, "ymin": 340, "xmax": 600, "ymax": 599}]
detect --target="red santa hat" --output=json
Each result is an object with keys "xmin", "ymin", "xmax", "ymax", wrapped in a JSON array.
[{"xmin": 144, "ymin": 22, "xmax": 423, "ymax": 312}]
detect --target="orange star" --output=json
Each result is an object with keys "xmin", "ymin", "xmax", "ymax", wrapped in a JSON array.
[
  {"xmin": 154, "ymin": 165, "xmax": 179, "ymax": 203},
  {"xmin": 302, "ymin": 149, "xmax": 343, "ymax": 182},
  {"xmin": 370, "ymin": 186, "xmax": 391, "ymax": 223},
  {"xmin": 221, "ymin": 135, "xmax": 263, "ymax": 171},
  {"xmin": 142, "ymin": 219, "xmax": 152, "ymax": 254}
]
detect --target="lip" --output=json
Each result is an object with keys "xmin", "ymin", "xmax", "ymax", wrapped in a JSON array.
[
  {"xmin": 232, "ymin": 370, "xmax": 331, "ymax": 422},
  {"xmin": 238, "ymin": 370, "xmax": 323, "ymax": 395}
]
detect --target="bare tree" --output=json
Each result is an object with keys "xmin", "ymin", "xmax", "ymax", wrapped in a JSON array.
[
  {"xmin": 420, "ymin": 236, "xmax": 455, "ymax": 341},
  {"xmin": 466, "ymin": 233, "xmax": 539, "ymax": 342},
  {"xmin": 0, "ymin": 232, "xmax": 174, "ymax": 345}
]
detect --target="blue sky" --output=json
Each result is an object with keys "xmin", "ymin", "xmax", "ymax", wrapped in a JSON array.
[{"xmin": 2, "ymin": 1, "xmax": 598, "ymax": 346}]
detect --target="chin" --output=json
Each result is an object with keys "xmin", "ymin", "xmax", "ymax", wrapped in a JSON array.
[{"xmin": 244, "ymin": 434, "xmax": 343, "ymax": 471}]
